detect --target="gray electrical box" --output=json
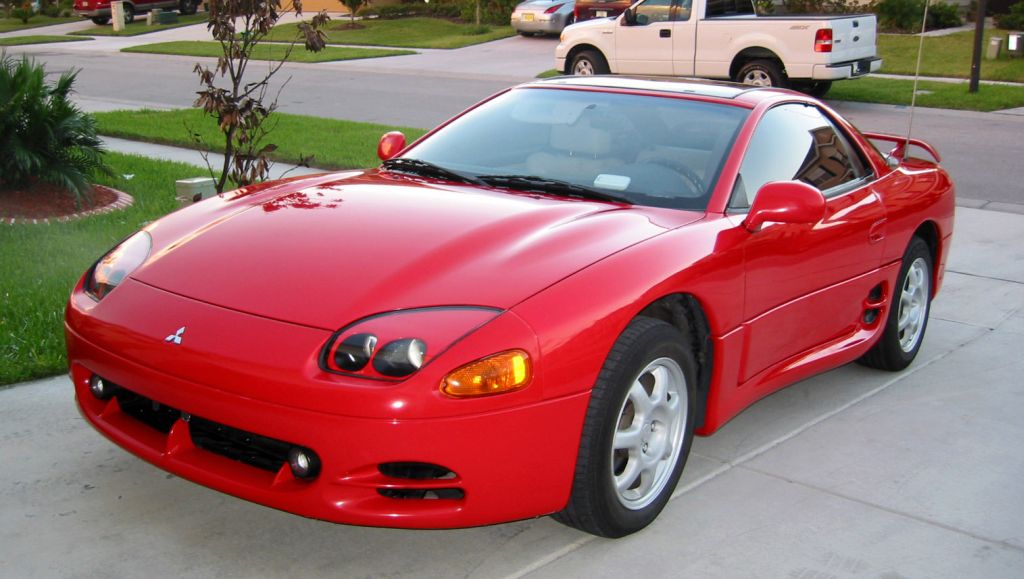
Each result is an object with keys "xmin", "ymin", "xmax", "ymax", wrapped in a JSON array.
[
  {"xmin": 987, "ymin": 36, "xmax": 1003, "ymax": 60},
  {"xmin": 175, "ymin": 177, "xmax": 217, "ymax": 206},
  {"xmin": 1008, "ymin": 33, "xmax": 1024, "ymax": 57}
]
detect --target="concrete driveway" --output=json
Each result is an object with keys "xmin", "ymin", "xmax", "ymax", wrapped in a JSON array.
[{"xmin": 2, "ymin": 206, "xmax": 1023, "ymax": 577}]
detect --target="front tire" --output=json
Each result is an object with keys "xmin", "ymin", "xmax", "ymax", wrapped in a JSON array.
[
  {"xmin": 554, "ymin": 317, "xmax": 696, "ymax": 537},
  {"xmin": 859, "ymin": 236, "xmax": 933, "ymax": 371},
  {"xmin": 570, "ymin": 49, "xmax": 610, "ymax": 76},
  {"xmin": 735, "ymin": 59, "xmax": 786, "ymax": 88}
]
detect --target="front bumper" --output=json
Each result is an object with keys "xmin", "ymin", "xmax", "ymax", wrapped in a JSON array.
[{"xmin": 65, "ymin": 280, "xmax": 588, "ymax": 529}]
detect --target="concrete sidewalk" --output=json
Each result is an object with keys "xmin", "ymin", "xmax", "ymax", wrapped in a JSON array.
[{"xmin": 1, "ymin": 207, "xmax": 1022, "ymax": 577}]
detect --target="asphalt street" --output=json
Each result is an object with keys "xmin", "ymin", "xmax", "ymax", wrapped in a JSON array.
[{"xmin": 2, "ymin": 18, "xmax": 1024, "ymax": 578}]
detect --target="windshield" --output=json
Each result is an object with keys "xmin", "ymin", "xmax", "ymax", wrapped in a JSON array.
[{"xmin": 400, "ymin": 87, "xmax": 748, "ymax": 211}]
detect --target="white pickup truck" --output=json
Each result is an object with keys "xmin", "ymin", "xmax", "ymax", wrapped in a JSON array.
[{"xmin": 555, "ymin": 0, "xmax": 881, "ymax": 96}]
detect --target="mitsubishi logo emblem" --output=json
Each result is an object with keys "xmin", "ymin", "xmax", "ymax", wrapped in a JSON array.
[{"xmin": 165, "ymin": 326, "xmax": 186, "ymax": 345}]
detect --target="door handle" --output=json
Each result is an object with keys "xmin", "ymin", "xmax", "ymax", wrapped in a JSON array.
[{"xmin": 660, "ymin": 29, "xmax": 671, "ymax": 38}]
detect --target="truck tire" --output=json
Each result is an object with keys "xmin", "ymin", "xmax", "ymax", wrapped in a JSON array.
[
  {"xmin": 571, "ymin": 50, "xmax": 610, "ymax": 76},
  {"xmin": 794, "ymin": 80, "xmax": 832, "ymax": 98},
  {"xmin": 91, "ymin": 16, "xmax": 109, "ymax": 24},
  {"xmin": 735, "ymin": 59, "xmax": 787, "ymax": 89},
  {"xmin": 179, "ymin": 0, "xmax": 198, "ymax": 15}
]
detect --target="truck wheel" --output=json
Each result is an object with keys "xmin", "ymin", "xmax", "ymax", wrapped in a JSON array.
[
  {"xmin": 91, "ymin": 16, "xmax": 109, "ymax": 24},
  {"xmin": 122, "ymin": 4, "xmax": 135, "ymax": 24},
  {"xmin": 571, "ymin": 50, "xmax": 610, "ymax": 76},
  {"xmin": 794, "ymin": 80, "xmax": 832, "ymax": 98},
  {"xmin": 179, "ymin": 0, "xmax": 198, "ymax": 15},
  {"xmin": 736, "ymin": 59, "xmax": 786, "ymax": 88}
]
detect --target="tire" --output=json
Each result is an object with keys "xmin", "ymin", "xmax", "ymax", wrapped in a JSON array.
[
  {"xmin": 179, "ymin": 0, "xmax": 197, "ymax": 15},
  {"xmin": 123, "ymin": 4, "xmax": 135, "ymax": 24},
  {"xmin": 793, "ymin": 80, "xmax": 832, "ymax": 98},
  {"xmin": 859, "ymin": 236, "xmax": 932, "ymax": 371},
  {"xmin": 553, "ymin": 317, "xmax": 697, "ymax": 537},
  {"xmin": 518, "ymin": 31, "xmax": 534, "ymax": 37},
  {"xmin": 735, "ymin": 59, "xmax": 787, "ymax": 88},
  {"xmin": 570, "ymin": 49, "xmax": 610, "ymax": 76},
  {"xmin": 91, "ymin": 16, "xmax": 109, "ymax": 24}
]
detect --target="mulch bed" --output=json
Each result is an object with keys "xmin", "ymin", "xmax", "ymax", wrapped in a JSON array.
[{"xmin": 0, "ymin": 180, "xmax": 133, "ymax": 224}]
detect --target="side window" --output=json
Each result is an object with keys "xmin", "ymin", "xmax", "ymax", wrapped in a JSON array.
[
  {"xmin": 730, "ymin": 104, "xmax": 871, "ymax": 210},
  {"xmin": 634, "ymin": 0, "xmax": 680, "ymax": 24},
  {"xmin": 706, "ymin": 0, "xmax": 754, "ymax": 17}
]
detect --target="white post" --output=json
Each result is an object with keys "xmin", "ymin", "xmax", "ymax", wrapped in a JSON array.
[{"xmin": 111, "ymin": 1, "xmax": 125, "ymax": 32}]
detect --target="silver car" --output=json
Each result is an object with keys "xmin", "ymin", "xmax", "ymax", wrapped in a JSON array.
[{"xmin": 511, "ymin": 0, "xmax": 576, "ymax": 36}]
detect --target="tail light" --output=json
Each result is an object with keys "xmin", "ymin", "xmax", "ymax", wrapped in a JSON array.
[
  {"xmin": 815, "ymin": 29, "xmax": 833, "ymax": 53},
  {"xmin": 574, "ymin": 5, "xmax": 580, "ymax": 19},
  {"xmin": 545, "ymin": 3, "xmax": 564, "ymax": 13}
]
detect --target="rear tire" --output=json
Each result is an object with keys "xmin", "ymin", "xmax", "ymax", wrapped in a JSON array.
[
  {"xmin": 122, "ymin": 4, "xmax": 135, "ymax": 24},
  {"xmin": 859, "ymin": 236, "xmax": 932, "ymax": 371},
  {"xmin": 570, "ymin": 49, "xmax": 610, "ymax": 76},
  {"xmin": 735, "ymin": 59, "xmax": 787, "ymax": 88},
  {"xmin": 91, "ymin": 16, "xmax": 109, "ymax": 24},
  {"xmin": 553, "ymin": 317, "xmax": 696, "ymax": 537},
  {"xmin": 794, "ymin": 80, "xmax": 832, "ymax": 98},
  {"xmin": 179, "ymin": 0, "xmax": 198, "ymax": 15}
]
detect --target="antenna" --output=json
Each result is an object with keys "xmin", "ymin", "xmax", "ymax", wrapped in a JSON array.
[{"xmin": 905, "ymin": 0, "xmax": 932, "ymax": 158}]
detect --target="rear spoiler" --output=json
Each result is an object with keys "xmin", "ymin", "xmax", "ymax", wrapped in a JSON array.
[{"xmin": 862, "ymin": 132, "xmax": 941, "ymax": 164}]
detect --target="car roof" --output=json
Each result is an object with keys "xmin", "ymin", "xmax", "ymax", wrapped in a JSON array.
[{"xmin": 525, "ymin": 75, "xmax": 798, "ymax": 106}]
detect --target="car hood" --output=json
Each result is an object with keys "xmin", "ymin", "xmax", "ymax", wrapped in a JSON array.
[{"xmin": 133, "ymin": 171, "xmax": 700, "ymax": 330}]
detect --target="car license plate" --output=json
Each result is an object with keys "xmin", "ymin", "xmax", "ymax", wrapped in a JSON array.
[
  {"xmin": 524, "ymin": 13, "xmax": 534, "ymax": 21},
  {"xmin": 596, "ymin": 10, "xmax": 608, "ymax": 16}
]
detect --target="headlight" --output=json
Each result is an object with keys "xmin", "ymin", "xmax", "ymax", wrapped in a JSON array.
[
  {"xmin": 84, "ymin": 231, "xmax": 152, "ymax": 301},
  {"xmin": 319, "ymin": 307, "xmax": 500, "ymax": 380}
]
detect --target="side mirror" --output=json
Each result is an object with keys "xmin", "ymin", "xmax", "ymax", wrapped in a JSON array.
[
  {"xmin": 622, "ymin": 8, "xmax": 637, "ymax": 26},
  {"xmin": 743, "ymin": 181, "xmax": 825, "ymax": 232},
  {"xmin": 377, "ymin": 131, "xmax": 406, "ymax": 161}
]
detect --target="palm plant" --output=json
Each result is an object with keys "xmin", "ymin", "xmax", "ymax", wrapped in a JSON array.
[{"xmin": 0, "ymin": 53, "xmax": 112, "ymax": 205}]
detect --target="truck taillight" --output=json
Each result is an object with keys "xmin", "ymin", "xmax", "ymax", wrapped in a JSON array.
[{"xmin": 815, "ymin": 29, "xmax": 833, "ymax": 53}]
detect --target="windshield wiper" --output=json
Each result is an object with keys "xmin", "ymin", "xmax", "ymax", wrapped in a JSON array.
[
  {"xmin": 477, "ymin": 175, "xmax": 633, "ymax": 205},
  {"xmin": 380, "ymin": 158, "xmax": 485, "ymax": 186}
]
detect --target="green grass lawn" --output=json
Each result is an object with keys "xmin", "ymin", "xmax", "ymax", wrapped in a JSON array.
[
  {"xmin": 122, "ymin": 40, "xmax": 413, "ymax": 62},
  {"xmin": 0, "ymin": 35, "xmax": 90, "ymax": 46},
  {"xmin": 827, "ymin": 76, "xmax": 1024, "ymax": 111},
  {"xmin": 69, "ymin": 12, "xmax": 208, "ymax": 36},
  {"xmin": 268, "ymin": 17, "xmax": 515, "ymax": 49},
  {"xmin": 0, "ymin": 15, "xmax": 78, "ymax": 33},
  {"xmin": 92, "ymin": 109, "xmax": 428, "ymax": 169},
  {"xmin": 0, "ymin": 153, "xmax": 205, "ymax": 386},
  {"xmin": 878, "ymin": 29, "xmax": 1024, "ymax": 83}
]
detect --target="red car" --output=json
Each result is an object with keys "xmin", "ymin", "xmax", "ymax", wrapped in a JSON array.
[
  {"xmin": 66, "ymin": 77, "xmax": 954, "ymax": 538},
  {"xmin": 573, "ymin": 0, "xmax": 632, "ymax": 22},
  {"xmin": 74, "ymin": 0, "xmax": 198, "ymax": 25}
]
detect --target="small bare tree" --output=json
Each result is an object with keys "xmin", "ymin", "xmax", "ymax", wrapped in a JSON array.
[
  {"xmin": 338, "ymin": 0, "xmax": 368, "ymax": 28},
  {"xmin": 194, "ymin": 0, "xmax": 329, "ymax": 193}
]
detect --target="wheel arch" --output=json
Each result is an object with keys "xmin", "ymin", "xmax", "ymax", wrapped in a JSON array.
[
  {"xmin": 635, "ymin": 294, "xmax": 713, "ymax": 429},
  {"xmin": 564, "ymin": 44, "xmax": 608, "ymax": 75},
  {"xmin": 911, "ymin": 220, "xmax": 942, "ymax": 298},
  {"xmin": 729, "ymin": 47, "xmax": 784, "ymax": 81}
]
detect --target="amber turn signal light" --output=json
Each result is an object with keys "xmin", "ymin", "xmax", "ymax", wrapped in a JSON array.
[{"xmin": 441, "ymin": 350, "xmax": 531, "ymax": 398}]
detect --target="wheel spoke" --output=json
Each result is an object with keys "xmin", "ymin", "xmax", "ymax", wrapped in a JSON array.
[
  {"xmin": 613, "ymin": 425, "xmax": 643, "ymax": 451},
  {"xmin": 628, "ymin": 379, "xmax": 654, "ymax": 418},
  {"xmin": 614, "ymin": 458, "xmax": 641, "ymax": 494}
]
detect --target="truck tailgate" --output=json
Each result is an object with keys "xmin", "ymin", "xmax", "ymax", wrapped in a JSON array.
[{"xmin": 828, "ymin": 14, "xmax": 877, "ymax": 62}]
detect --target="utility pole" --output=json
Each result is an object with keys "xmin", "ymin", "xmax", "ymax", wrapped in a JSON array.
[{"xmin": 969, "ymin": 0, "xmax": 988, "ymax": 93}]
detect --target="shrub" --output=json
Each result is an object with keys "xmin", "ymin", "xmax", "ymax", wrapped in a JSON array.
[
  {"xmin": 995, "ymin": 2, "xmax": 1024, "ymax": 29},
  {"xmin": 457, "ymin": 0, "xmax": 516, "ymax": 25},
  {"xmin": 874, "ymin": 0, "xmax": 962, "ymax": 32},
  {"xmin": 0, "ymin": 53, "xmax": 111, "ymax": 203},
  {"xmin": 11, "ymin": 1, "xmax": 34, "ymax": 23}
]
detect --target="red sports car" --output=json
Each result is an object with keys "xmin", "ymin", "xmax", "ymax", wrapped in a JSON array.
[{"xmin": 66, "ymin": 77, "xmax": 954, "ymax": 538}]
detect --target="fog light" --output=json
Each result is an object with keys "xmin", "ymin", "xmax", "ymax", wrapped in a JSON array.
[
  {"xmin": 89, "ymin": 375, "xmax": 117, "ymax": 400},
  {"xmin": 287, "ymin": 447, "xmax": 321, "ymax": 479},
  {"xmin": 373, "ymin": 338, "xmax": 427, "ymax": 377}
]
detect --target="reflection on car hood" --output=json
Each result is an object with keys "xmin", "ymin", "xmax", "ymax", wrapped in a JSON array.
[{"xmin": 133, "ymin": 171, "xmax": 701, "ymax": 330}]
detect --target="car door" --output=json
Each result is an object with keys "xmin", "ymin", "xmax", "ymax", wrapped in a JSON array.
[
  {"xmin": 614, "ymin": 0, "xmax": 679, "ymax": 75},
  {"xmin": 731, "ymin": 103, "xmax": 886, "ymax": 383}
]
